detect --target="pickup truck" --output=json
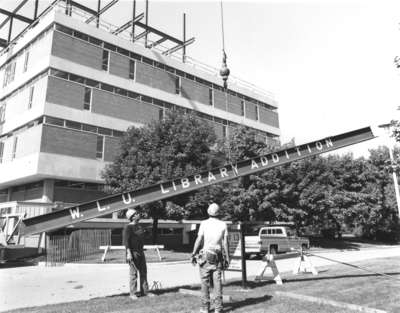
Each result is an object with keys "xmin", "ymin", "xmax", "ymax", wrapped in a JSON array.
[{"xmin": 245, "ymin": 226, "xmax": 309, "ymax": 256}]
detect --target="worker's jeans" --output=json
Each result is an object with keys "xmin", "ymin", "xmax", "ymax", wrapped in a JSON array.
[
  {"xmin": 129, "ymin": 252, "xmax": 149, "ymax": 296},
  {"xmin": 199, "ymin": 262, "xmax": 223, "ymax": 312}
]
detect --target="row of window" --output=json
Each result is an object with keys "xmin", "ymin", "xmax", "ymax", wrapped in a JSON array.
[
  {"xmin": 43, "ymin": 116, "xmax": 124, "ymax": 138},
  {"xmin": 54, "ymin": 180, "xmax": 105, "ymax": 191},
  {"xmin": 54, "ymin": 23, "xmax": 275, "ymax": 111}
]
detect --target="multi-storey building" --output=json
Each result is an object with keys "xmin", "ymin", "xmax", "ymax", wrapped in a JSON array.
[{"xmin": 0, "ymin": 2, "xmax": 280, "ymax": 218}]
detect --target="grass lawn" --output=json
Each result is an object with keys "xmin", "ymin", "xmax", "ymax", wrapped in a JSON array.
[{"xmin": 5, "ymin": 256, "xmax": 400, "ymax": 313}]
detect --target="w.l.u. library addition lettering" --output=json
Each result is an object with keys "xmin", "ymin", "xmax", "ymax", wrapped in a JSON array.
[{"xmin": 20, "ymin": 127, "xmax": 375, "ymax": 236}]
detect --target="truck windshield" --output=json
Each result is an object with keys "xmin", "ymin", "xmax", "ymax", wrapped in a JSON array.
[{"xmin": 243, "ymin": 225, "xmax": 260, "ymax": 236}]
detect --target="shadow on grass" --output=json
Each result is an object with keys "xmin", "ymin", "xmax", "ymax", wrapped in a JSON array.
[
  {"xmin": 224, "ymin": 295, "xmax": 273, "ymax": 311},
  {"xmin": 309, "ymin": 238, "xmax": 361, "ymax": 250},
  {"xmin": 309, "ymin": 237, "xmax": 399, "ymax": 250},
  {"xmin": 283, "ymin": 272, "xmax": 400, "ymax": 284},
  {"xmin": 0, "ymin": 260, "xmax": 38, "ymax": 269}
]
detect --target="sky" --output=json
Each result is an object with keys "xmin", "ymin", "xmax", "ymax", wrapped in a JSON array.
[{"xmin": 2, "ymin": 0, "xmax": 400, "ymax": 157}]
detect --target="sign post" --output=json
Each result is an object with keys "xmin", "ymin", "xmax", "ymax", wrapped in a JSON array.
[{"xmin": 226, "ymin": 223, "xmax": 247, "ymax": 289}]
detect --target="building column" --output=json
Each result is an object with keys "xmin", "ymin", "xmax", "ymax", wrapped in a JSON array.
[{"xmin": 42, "ymin": 179, "xmax": 54, "ymax": 203}]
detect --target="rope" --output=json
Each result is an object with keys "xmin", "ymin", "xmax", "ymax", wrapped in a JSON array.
[
  {"xmin": 305, "ymin": 251, "xmax": 400, "ymax": 282},
  {"xmin": 220, "ymin": 0, "xmax": 226, "ymax": 52}
]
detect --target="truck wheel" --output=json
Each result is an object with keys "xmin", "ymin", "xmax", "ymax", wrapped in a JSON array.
[{"xmin": 269, "ymin": 246, "xmax": 277, "ymax": 255}]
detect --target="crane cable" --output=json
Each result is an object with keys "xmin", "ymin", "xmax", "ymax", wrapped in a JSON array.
[
  {"xmin": 220, "ymin": 0, "xmax": 226, "ymax": 52},
  {"xmin": 219, "ymin": 0, "xmax": 230, "ymax": 89}
]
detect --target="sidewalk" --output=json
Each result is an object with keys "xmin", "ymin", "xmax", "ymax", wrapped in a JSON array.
[{"xmin": 1, "ymin": 246, "xmax": 399, "ymax": 312}]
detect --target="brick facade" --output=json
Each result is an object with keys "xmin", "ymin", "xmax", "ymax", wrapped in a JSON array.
[
  {"xmin": 46, "ymin": 77, "xmax": 85, "ymax": 110},
  {"xmin": 52, "ymin": 31, "xmax": 103, "ymax": 70},
  {"xmin": 40, "ymin": 125, "xmax": 97, "ymax": 159},
  {"xmin": 91, "ymin": 89, "xmax": 160, "ymax": 124},
  {"xmin": 136, "ymin": 62, "xmax": 177, "ymax": 94}
]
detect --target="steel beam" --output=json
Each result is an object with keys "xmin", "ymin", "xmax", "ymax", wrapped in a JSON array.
[
  {"xmin": 0, "ymin": 8, "xmax": 33, "ymax": 24},
  {"xmin": 0, "ymin": 0, "xmax": 29, "ymax": 30},
  {"xmin": 147, "ymin": 37, "xmax": 168, "ymax": 49},
  {"xmin": 134, "ymin": 30, "xmax": 149, "ymax": 41},
  {"xmin": 85, "ymin": 0, "xmax": 119, "ymax": 24},
  {"xmin": 111, "ymin": 13, "xmax": 144, "ymax": 35},
  {"xmin": 163, "ymin": 37, "xmax": 195, "ymax": 56},
  {"xmin": 68, "ymin": 0, "xmax": 97, "ymax": 16},
  {"xmin": 133, "ymin": 21, "xmax": 183, "ymax": 45},
  {"xmin": 20, "ymin": 126, "xmax": 376, "ymax": 236}
]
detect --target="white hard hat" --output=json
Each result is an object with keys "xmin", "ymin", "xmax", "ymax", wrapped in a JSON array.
[
  {"xmin": 126, "ymin": 208, "xmax": 139, "ymax": 221},
  {"xmin": 207, "ymin": 203, "xmax": 220, "ymax": 217}
]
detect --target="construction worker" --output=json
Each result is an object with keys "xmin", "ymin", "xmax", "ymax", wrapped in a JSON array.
[
  {"xmin": 191, "ymin": 203, "xmax": 230, "ymax": 313},
  {"xmin": 123, "ymin": 208, "xmax": 152, "ymax": 300}
]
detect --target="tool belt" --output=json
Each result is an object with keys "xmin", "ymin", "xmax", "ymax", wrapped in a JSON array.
[{"xmin": 199, "ymin": 248, "xmax": 222, "ymax": 265}]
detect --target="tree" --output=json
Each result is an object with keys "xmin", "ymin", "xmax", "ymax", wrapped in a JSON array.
[{"xmin": 102, "ymin": 111, "xmax": 219, "ymax": 242}]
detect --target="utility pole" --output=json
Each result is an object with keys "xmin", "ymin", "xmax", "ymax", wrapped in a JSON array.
[{"xmin": 379, "ymin": 124, "xmax": 400, "ymax": 218}]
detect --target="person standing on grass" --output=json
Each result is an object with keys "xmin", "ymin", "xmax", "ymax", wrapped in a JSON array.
[
  {"xmin": 123, "ymin": 208, "xmax": 153, "ymax": 300},
  {"xmin": 191, "ymin": 203, "xmax": 230, "ymax": 313}
]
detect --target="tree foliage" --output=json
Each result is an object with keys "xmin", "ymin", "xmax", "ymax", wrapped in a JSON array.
[{"xmin": 104, "ymin": 112, "xmax": 400, "ymax": 242}]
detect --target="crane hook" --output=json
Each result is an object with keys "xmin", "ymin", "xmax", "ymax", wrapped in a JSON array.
[{"xmin": 220, "ymin": 50, "xmax": 230, "ymax": 89}]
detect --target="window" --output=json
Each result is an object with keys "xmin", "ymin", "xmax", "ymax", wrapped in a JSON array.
[
  {"xmin": 3, "ymin": 61, "xmax": 16, "ymax": 87},
  {"xmin": 85, "ymin": 78, "xmax": 100, "ymax": 88},
  {"xmin": 129, "ymin": 60, "xmax": 135, "ymax": 80},
  {"xmin": 255, "ymin": 105, "xmax": 259, "ymax": 121},
  {"xmin": 115, "ymin": 88, "xmax": 127, "ymax": 96},
  {"xmin": 100, "ymin": 83, "xmax": 113, "ymax": 92},
  {"xmin": 70, "ymin": 73, "xmax": 84, "ymax": 83},
  {"xmin": 50, "ymin": 69, "xmax": 68, "ymax": 79},
  {"xmin": 83, "ymin": 87, "xmax": 92, "ymax": 110},
  {"xmin": 45, "ymin": 116, "xmax": 64, "ymax": 126},
  {"xmin": 89, "ymin": 36, "xmax": 102, "ymax": 46},
  {"xmin": 0, "ymin": 142, "xmax": 4, "ymax": 163},
  {"xmin": 0, "ymin": 103, "xmax": 6, "ymax": 123},
  {"xmin": 104, "ymin": 42, "xmax": 116, "ymax": 51},
  {"xmin": 65, "ymin": 120, "xmax": 82, "ymax": 130},
  {"xmin": 240, "ymin": 100, "xmax": 245, "ymax": 116},
  {"xmin": 55, "ymin": 24, "xmax": 73, "ymax": 35},
  {"xmin": 12, "ymin": 137, "xmax": 18, "ymax": 160},
  {"xmin": 82, "ymin": 124, "xmax": 97, "ymax": 133},
  {"xmin": 23, "ymin": 50, "xmax": 30, "ymax": 72},
  {"xmin": 276, "ymin": 228, "xmax": 283, "ymax": 235},
  {"xmin": 102, "ymin": 50, "xmax": 109, "ymax": 71},
  {"xmin": 209, "ymin": 89, "xmax": 213, "ymax": 106},
  {"xmin": 175, "ymin": 76, "xmax": 180, "ymax": 94},
  {"xmin": 98, "ymin": 127, "xmax": 112, "ymax": 136},
  {"xmin": 28, "ymin": 86, "xmax": 34, "ymax": 109},
  {"xmin": 96, "ymin": 136, "xmax": 104, "ymax": 159}
]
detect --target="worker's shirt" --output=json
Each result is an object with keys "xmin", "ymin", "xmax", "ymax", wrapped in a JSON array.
[
  {"xmin": 198, "ymin": 217, "xmax": 228, "ymax": 252},
  {"xmin": 123, "ymin": 223, "xmax": 144, "ymax": 253}
]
